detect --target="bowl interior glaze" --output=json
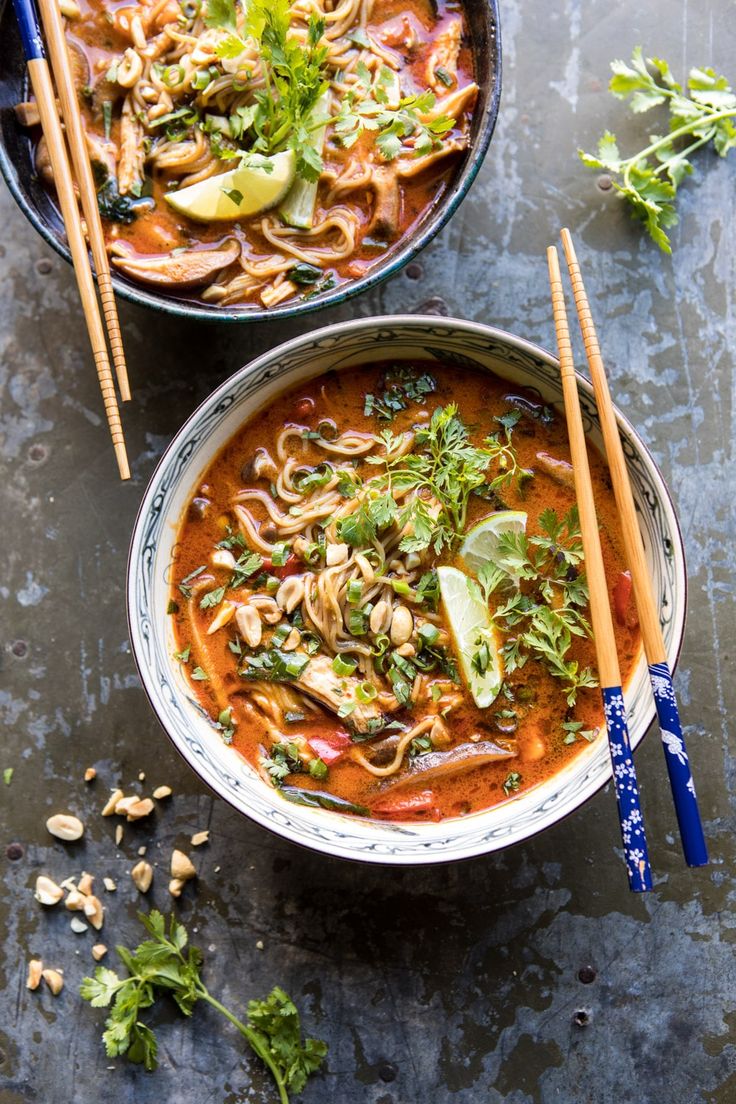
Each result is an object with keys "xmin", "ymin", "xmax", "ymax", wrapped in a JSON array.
[
  {"xmin": 0, "ymin": 0, "xmax": 501, "ymax": 321},
  {"xmin": 127, "ymin": 316, "xmax": 686, "ymax": 864}
]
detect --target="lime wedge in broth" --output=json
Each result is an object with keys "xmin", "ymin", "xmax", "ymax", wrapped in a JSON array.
[
  {"xmin": 165, "ymin": 150, "xmax": 296, "ymax": 223},
  {"xmin": 437, "ymin": 566, "xmax": 504, "ymax": 709}
]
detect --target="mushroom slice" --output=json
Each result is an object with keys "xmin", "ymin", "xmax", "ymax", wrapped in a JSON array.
[
  {"xmin": 382, "ymin": 739, "xmax": 516, "ymax": 791},
  {"xmin": 536, "ymin": 451, "xmax": 575, "ymax": 489},
  {"xmin": 110, "ymin": 240, "xmax": 240, "ymax": 289},
  {"xmin": 368, "ymin": 165, "xmax": 400, "ymax": 238}
]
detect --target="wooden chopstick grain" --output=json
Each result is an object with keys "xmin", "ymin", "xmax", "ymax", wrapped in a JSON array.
[
  {"xmin": 26, "ymin": 57, "xmax": 130, "ymax": 479},
  {"xmin": 37, "ymin": 0, "xmax": 131, "ymax": 402},
  {"xmin": 559, "ymin": 227, "xmax": 707, "ymax": 867},
  {"xmin": 547, "ymin": 244, "xmax": 652, "ymax": 891}
]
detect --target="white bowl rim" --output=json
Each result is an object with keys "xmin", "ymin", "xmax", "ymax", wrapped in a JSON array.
[{"xmin": 127, "ymin": 314, "xmax": 687, "ymax": 865}]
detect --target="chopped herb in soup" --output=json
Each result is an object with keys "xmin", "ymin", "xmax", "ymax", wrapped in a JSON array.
[{"xmin": 171, "ymin": 363, "xmax": 641, "ymax": 821}]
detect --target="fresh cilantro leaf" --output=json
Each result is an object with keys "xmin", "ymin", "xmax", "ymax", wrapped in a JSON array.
[
  {"xmin": 81, "ymin": 911, "xmax": 327, "ymax": 1098},
  {"xmin": 580, "ymin": 47, "xmax": 736, "ymax": 250}
]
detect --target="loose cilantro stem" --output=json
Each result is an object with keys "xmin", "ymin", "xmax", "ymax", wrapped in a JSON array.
[
  {"xmin": 580, "ymin": 48, "xmax": 736, "ymax": 250},
  {"xmin": 197, "ymin": 989, "xmax": 290, "ymax": 1104},
  {"xmin": 620, "ymin": 108, "xmax": 736, "ymax": 187}
]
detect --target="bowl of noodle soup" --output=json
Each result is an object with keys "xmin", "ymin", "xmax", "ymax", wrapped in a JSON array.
[
  {"xmin": 0, "ymin": 0, "xmax": 501, "ymax": 320},
  {"xmin": 127, "ymin": 315, "xmax": 687, "ymax": 864}
]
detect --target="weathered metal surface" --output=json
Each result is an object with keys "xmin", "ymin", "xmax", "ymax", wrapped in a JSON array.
[{"xmin": 1, "ymin": 0, "xmax": 735, "ymax": 1101}]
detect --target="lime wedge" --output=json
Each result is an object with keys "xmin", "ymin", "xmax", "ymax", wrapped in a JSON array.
[
  {"xmin": 437, "ymin": 566, "xmax": 504, "ymax": 709},
  {"xmin": 460, "ymin": 511, "xmax": 528, "ymax": 576},
  {"xmin": 165, "ymin": 150, "xmax": 296, "ymax": 223}
]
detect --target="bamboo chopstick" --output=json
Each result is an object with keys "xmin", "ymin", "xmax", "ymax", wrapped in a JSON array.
[
  {"xmin": 547, "ymin": 245, "xmax": 652, "ymax": 893},
  {"xmin": 560, "ymin": 228, "xmax": 707, "ymax": 868},
  {"xmin": 11, "ymin": 0, "xmax": 130, "ymax": 480},
  {"xmin": 37, "ymin": 0, "xmax": 130, "ymax": 402}
]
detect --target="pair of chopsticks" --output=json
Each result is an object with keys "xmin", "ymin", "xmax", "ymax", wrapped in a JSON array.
[
  {"xmin": 547, "ymin": 231, "xmax": 708, "ymax": 892},
  {"xmin": 12, "ymin": 0, "xmax": 131, "ymax": 480}
]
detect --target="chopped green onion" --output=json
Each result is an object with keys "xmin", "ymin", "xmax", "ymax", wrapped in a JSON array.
[
  {"xmin": 349, "ymin": 608, "xmax": 368, "ymax": 636},
  {"xmin": 391, "ymin": 579, "xmax": 415, "ymax": 597},
  {"xmin": 418, "ymin": 623, "xmax": 440, "ymax": 646},
  {"xmin": 372, "ymin": 634, "xmax": 390, "ymax": 657},
  {"xmin": 271, "ymin": 542, "xmax": 290, "ymax": 566},
  {"xmin": 388, "ymin": 667, "xmax": 411, "ymax": 706},
  {"xmin": 308, "ymin": 758, "xmax": 328, "ymax": 780},
  {"xmin": 356, "ymin": 681, "xmax": 377, "ymax": 703},
  {"xmin": 191, "ymin": 666, "xmax": 209, "ymax": 681},
  {"xmin": 332, "ymin": 655, "xmax": 357, "ymax": 677},
  {"xmin": 271, "ymin": 623, "xmax": 290, "ymax": 647},
  {"xmin": 337, "ymin": 700, "xmax": 357, "ymax": 719},
  {"xmin": 266, "ymin": 576, "xmax": 280, "ymax": 594},
  {"xmin": 347, "ymin": 579, "xmax": 363, "ymax": 604}
]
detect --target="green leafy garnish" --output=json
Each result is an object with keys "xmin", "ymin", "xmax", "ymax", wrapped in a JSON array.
[
  {"xmin": 580, "ymin": 47, "xmax": 736, "ymax": 251},
  {"xmin": 502, "ymin": 771, "xmax": 522, "ymax": 796},
  {"xmin": 483, "ymin": 410, "xmax": 534, "ymax": 493},
  {"xmin": 80, "ymin": 911, "xmax": 326, "ymax": 1101},
  {"xmin": 363, "ymin": 366, "xmax": 437, "ymax": 422},
  {"xmin": 3, "ymin": 768, "xmax": 13, "ymax": 786},
  {"xmin": 261, "ymin": 741, "xmax": 303, "ymax": 785}
]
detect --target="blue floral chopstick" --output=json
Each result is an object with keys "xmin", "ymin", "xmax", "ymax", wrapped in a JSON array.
[
  {"xmin": 559, "ymin": 228, "xmax": 707, "ymax": 868},
  {"xmin": 548, "ymin": 244, "xmax": 653, "ymax": 892}
]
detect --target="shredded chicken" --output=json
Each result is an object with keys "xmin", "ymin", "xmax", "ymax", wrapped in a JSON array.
[
  {"xmin": 426, "ymin": 17, "xmax": 462, "ymax": 90},
  {"xmin": 118, "ymin": 96, "xmax": 145, "ymax": 196},
  {"xmin": 296, "ymin": 655, "xmax": 383, "ymax": 734}
]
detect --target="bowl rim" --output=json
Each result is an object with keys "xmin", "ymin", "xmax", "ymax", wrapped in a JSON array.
[
  {"xmin": 127, "ymin": 314, "xmax": 687, "ymax": 864},
  {"xmin": 0, "ymin": 0, "xmax": 502, "ymax": 322}
]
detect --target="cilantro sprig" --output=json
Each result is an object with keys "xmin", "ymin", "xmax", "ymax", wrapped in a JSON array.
[
  {"xmin": 481, "ymin": 507, "xmax": 597, "ymax": 706},
  {"xmin": 580, "ymin": 46, "xmax": 736, "ymax": 251},
  {"xmin": 200, "ymin": 2, "xmax": 456, "ymax": 176},
  {"xmin": 80, "ymin": 911, "xmax": 326, "ymax": 1103}
]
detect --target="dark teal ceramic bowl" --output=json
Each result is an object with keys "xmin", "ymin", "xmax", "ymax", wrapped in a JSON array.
[{"xmin": 0, "ymin": 0, "xmax": 501, "ymax": 321}]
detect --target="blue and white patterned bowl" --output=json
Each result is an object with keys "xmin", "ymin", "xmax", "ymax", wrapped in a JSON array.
[{"xmin": 127, "ymin": 316, "xmax": 686, "ymax": 864}]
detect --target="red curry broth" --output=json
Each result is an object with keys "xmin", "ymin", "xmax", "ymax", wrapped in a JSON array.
[{"xmin": 171, "ymin": 363, "xmax": 640, "ymax": 821}]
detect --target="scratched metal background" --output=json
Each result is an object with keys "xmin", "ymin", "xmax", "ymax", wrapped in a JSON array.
[{"xmin": 1, "ymin": 0, "xmax": 735, "ymax": 1101}]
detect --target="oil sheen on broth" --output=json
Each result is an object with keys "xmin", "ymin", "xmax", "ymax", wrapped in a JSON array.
[
  {"xmin": 171, "ymin": 363, "xmax": 641, "ymax": 822},
  {"xmin": 17, "ymin": 0, "xmax": 478, "ymax": 309}
]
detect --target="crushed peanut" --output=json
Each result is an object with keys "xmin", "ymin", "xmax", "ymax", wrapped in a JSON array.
[
  {"xmin": 171, "ymin": 850, "xmax": 196, "ymax": 881},
  {"xmin": 83, "ymin": 895, "xmax": 104, "ymax": 930},
  {"xmin": 115, "ymin": 825, "xmax": 124, "ymax": 846},
  {"xmin": 78, "ymin": 872, "xmax": 94, "ymax": 896},
  {"xmin": 131, "ymin": 860, "xmax": 153, "ymax": 893},
  {"xmin": 34, "ymin": 875, "xmax": 64, "ymax": 906},
  {"xmin": 84, "ymin": 767, "xmax": 97, "ymax": 782},
  {"xmin": 65, "ymin": 889, "xmax": 87, "ymax": 912},
  {"xmin": 103, "ymin": 877, "xmax": 117, "ymax": 892},
  {"xmin": 102, "ymin": 789, "xmax": 124, "ymax": 817},
  {"xmin": 152, "ymin": 785, "xmax": 172, "ymax": 800},
  {"xmin": 91, "ymin": 944, "xmax": 108, "ymax": 961},
  {"xmin": 191, "ymin": 831, "xmax": 210, "ymax": 847},
  {"xmin": 46, "ymin": 813, "xmax": 84, "ymax": 841},
  {"xmin": 26, "ymin": 959, "xmax": 43, "ymax": 990},
  {"xmin": 42, "ymin": 968, "xmax": 64, "ymax": 995},
  {"xmin": 168, "ymin": 877, "xmax": 186, "ymax": 898},
  {"xmin": 125, "ymin": 798, "xmax": 155, "ymax": 822},
  {"xmin": 70, "ymin": 917, "xmax": 89, "ymax": 933}
]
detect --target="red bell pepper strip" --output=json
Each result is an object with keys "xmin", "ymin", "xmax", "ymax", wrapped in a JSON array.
[
  {"xmin": 370, "ymin": 789, "xmax": 440, "ymax": 820},
  {"xmin": 261, "ymin": 553, "xmax": 301, "ymax": 580},
  {"xmin": 308, "ymin": 731, "xmax": 352, "ymax": 765},
  {"xmin": 613, "ymin": 570, "xmax": 636, "ymax": 627}
]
